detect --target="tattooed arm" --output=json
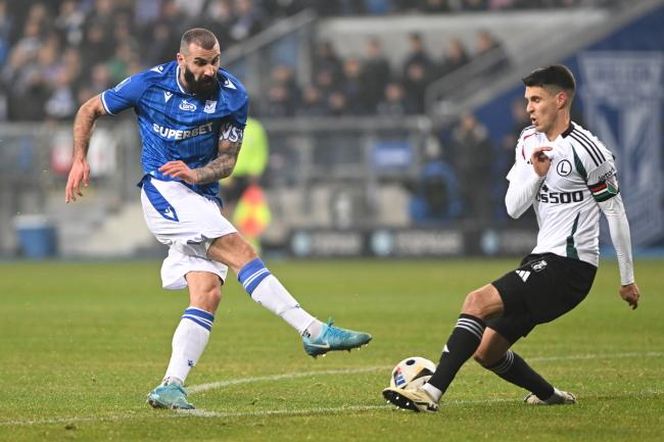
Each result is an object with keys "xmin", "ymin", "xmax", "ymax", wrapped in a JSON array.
[
  {"xmin": 65, "ymin": 95, "xmax": 107, "ymax": 202},
  {"xmin": 159, "ymin": 122, "xmax": 244, "ymax": 184},
  {"xmin": 196, "ymin": 138, "xmax": 242, "ymax": 183}
]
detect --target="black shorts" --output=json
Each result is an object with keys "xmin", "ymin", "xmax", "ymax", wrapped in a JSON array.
[{"xmin": 488, "ymin": 253, "xmax": 597, "ymax": 344}]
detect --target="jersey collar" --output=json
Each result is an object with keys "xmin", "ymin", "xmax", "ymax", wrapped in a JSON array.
[
  {"xmin": 561, "ymin": 122, "xmax": 574, "ymax": 138},
  {"xmin": 175, "ymin": 65, "xmax": 188, "ymax": 94}
]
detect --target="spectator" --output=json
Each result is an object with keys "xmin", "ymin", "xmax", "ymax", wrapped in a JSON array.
[
  {"xmin": 450, "ymin": 112, "xmax": 493, "ymax": 221},
  {"xmin": 409, "ymin": 137, "xmax": 462, "ymax": 224},
  {"xmin": 296, "ymin": 84, "xmax": 328, "ymax": 117},
  {"xmin": 230, "ymin": 0, "xmax": 264, "ymax": 42},
  {"xmin": 437, "ymin": 38, "xmax": 470, "ymax": 78},
  {"xmin": 313, "ymin": 40, "xmax": 343, "ymax": 86},
  {"xmin": 377, "ymin": 81, "xmax": 410, "ymax": 116},
  {"xmin": 402, "ymin": 32, "xmax": 434, "ymax": 79},
  {"xmin": 204, "ymin": 0, "xmax": 235, "ymax": 47},
  {"xmin": 45, "ymin": 68, "xmax": 77, "ymax": 121},
  {"xmin": 54, "ymin": 0, "xmax": 85, "ymax": 47},
  {"xmin": 474, "ymin": 29, "xmax": 510, "ymax": 75},
  {"xmin": 341, "ymin": 56, "xmax": 370, "ymax": 114},
  {"xmin": 327, "ymin": 90, "xmax": 349, "ymax": 117},
  {"xmin": 264, "ymin": 83, "xmax": 295, "ymax": 117},
  {"xmin": 402, "ymin": 60, "xmax": 431, "ymax": 114},
  {"xmin": 361, "ymin": 37, "xmax": 391, "ymax": 111}
]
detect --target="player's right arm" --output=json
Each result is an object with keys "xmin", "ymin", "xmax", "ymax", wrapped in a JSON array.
[
  {"xmin": 65, "ymin": 95, "xmax": 107, "ymax": 203},
  {"xmin": 504, "ymin": 137, "xmax": 550, "ymax": 218},
  {"xmin": 65, "ymin": 68, "xmax": 153, "ymax": 203}
]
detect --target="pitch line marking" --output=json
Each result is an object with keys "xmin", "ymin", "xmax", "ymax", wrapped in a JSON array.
[
  {"xmin": 188, "ymin": 352, "xmax": 664, "ymax": 394},
  {"xmin": 188, "ymin": 366, "xmax": 387, "ymax": 394},
  {"xmin": 0, "ymin": 351, "xmax": 662, "ymax": 427},
  {"xmin": 3, "ymin": 390, "xmax": 662, "ymax": 427}
]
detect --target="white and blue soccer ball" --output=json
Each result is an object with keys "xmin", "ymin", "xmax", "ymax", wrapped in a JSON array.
[{"xmin": 389, "ymin": 356, "xmax": 436, "ymax": 390}]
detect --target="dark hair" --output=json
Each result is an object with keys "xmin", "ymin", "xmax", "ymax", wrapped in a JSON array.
[
  {"xmin": 522, "ymin": 64, "xmax": 576, "ymax": 94},
  {"xmin": 180, "ymin": 28, "xmax": 219, "ymax": 53}
]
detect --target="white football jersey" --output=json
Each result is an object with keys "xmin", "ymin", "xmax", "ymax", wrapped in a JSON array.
[{"xmin": 507, "ymin": 122, "xmax": 620, "ymax": 266}]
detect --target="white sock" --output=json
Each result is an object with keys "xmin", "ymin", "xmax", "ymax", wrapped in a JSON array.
[
  {"xmin": 251, "ymin": 274, "xmax": 319, "ymax": 336},
  {"xmin": 238, "ymin": 258, "xmax": 321, "ymax": 336},
  {"xmin": 163, "ymin": 307, "xmax": 214, "ymax": 385},
  {"xmin": 423, "ymin": 382, "xmax": 443, "ymax": 402}
]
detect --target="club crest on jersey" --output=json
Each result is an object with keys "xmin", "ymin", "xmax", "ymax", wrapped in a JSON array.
[
  {"xmin": 556, "ymin": 159, "xmax": 572, "ymax": 177},
  {"xmin": 179, "ymin": 100, "xmax": 197, "ymax": 112},
  {"xmin": 204, "ymin": 100, "xmax": 217, "ymax": 114}
]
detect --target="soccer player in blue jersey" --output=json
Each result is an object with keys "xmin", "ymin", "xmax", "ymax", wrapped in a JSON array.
[{"xmin": 64, "ymin": 28, "xmax": 372, "ymax": 410}]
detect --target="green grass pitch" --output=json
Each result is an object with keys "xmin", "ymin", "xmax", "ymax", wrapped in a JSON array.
[{"xmin": 1, "ymin": 258, "xmax": 662, "ymax": 441}]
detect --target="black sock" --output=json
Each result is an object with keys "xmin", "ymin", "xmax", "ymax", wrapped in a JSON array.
[
  {"xmin": 486, "ymin": 350, "xmax": 554, "ymax": 399},
  {"xmin": 427, "ymin": 314, "xmax": 485, "ymax": 395}
]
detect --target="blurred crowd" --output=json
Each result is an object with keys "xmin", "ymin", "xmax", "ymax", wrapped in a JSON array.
[
  {"xmin": 0, "ymin": 0, "xmax": 599, "ymax": 122},
  {"xmin": 261, "ymin": 30, "xmax": 508, "ymax": 117},
  {"xmin": 0, "ymin": 0, "xmax": 306, "ymax": 121}
]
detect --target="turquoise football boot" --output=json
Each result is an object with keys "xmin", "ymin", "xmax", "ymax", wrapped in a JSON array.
[
  {"xmin": 147, "ymin": 382, "xmax": 195, "ymax": 410},
  {"xmin": 302, "ymin": 320, "xmax": 372, "ymax": 357}
]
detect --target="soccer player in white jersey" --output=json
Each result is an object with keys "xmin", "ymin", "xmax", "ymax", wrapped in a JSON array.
[
  {"xmin": 383, "ymin": 64, "xmax": 640, "ymax": 412},
  {"xmin": 64, "ymin": 28, "xmax": 371, "ymax": 410}
]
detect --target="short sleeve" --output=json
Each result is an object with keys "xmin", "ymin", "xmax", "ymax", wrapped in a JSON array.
[
  {"xmin": 101, "ymin": 74, "xmax": 149, "ymax": 115},
  {"xmin": 219, "ymin": 96, "xmax": 248, "ymax": 143}
]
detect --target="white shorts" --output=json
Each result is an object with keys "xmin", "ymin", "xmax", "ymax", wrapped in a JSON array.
[{"xmin": 140, "ymin": 178, "xmax": 237, "ymax": 290}]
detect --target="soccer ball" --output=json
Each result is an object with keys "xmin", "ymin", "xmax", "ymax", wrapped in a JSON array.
[{"xmin": 389, "ymin": 356, "xmax": 436, "ymax": 390}]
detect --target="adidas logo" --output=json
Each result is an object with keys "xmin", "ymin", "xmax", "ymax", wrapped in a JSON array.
[{"xmin": 516, "ymin": 270, "xmax": 531, "ymax": 282}]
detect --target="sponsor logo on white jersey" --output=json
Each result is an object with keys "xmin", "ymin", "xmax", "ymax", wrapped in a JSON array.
[{"xmin": 152, "ymin": 122, "xmax": 214, "ymax": 140}]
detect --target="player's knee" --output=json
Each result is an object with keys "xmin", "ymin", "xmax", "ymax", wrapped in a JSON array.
[
  {"xmin": 191, "ymin": 284, "xmax": 222, "ymax": 312},
  {"xmin": 462, "ymin": 290, "xmax": 488, "ymax": 318},
  {"xmin": 472, "ymin": 351, "xmax": 494, "ymax": 368}
]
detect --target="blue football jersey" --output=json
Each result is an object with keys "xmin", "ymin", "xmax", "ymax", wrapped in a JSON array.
[{"xmin": 101, "ymin": 61, "xmax": 248, "ymax": 202}]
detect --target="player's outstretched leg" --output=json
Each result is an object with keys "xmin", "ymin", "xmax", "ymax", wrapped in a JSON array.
[{"xmin": 237, "ymin": 258, "xmax": 372, "ymax": 357}]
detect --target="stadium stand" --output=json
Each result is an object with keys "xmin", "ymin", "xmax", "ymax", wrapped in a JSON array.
[{"xmin": 0, "ymin": 0, "xmax": 661, "ymax": 258}]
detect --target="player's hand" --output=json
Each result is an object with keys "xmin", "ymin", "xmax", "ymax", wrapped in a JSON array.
[
  {"xmin": 159, "ymin": 160, "xmax": 199, "ymax": 184},
  {"xmin": 65, "ymin": 157, "xmax": 90, "ymax": 203},
  {"xmin": 619, "ymin": 282, "xmax": 640, "ymax": 310},
  {"xmin": 530, "ymin": 146, "xmax": 552, "ymax": 177}
]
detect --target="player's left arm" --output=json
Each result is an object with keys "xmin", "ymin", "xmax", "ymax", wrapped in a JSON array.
[
  {"xmin": 196, "ymin": 132, "xmax": 243, "ymax": 184},
  {"xmin": 591, "ymin": 162, "xmax": 640, "ymax": 309},
  {"xmin": 159, "ymin": 121, "xmax": 244, "ymax": 184}
]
